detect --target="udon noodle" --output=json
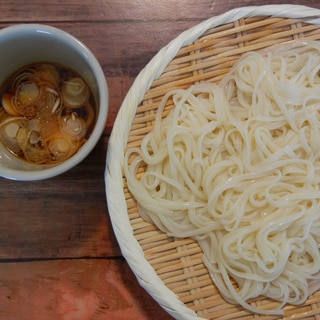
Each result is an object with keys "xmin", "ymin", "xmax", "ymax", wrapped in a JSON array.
[{"xmin": 124, "ymin": 41, "xmax": 320, "ymax": 315}]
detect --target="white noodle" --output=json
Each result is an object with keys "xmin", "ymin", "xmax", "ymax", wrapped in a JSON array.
[{"xmin": 124, "ymin": 41, "xmax": 320, "ymax": 315}]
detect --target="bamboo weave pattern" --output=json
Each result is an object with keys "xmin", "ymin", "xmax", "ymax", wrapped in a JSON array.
[{"xmin": 107, "ymin": 6, "xmax": 320, "ymax": 320}]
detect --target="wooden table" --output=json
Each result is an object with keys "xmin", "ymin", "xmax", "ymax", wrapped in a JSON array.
[{"xmin": 1, "ymin": 1, "xmax": 320, "ymax": 319}]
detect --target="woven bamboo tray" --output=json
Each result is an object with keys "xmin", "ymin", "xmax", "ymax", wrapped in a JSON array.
[{"xmin": 105, "ymin": 5, "xmax": 320, "ymax": 320}]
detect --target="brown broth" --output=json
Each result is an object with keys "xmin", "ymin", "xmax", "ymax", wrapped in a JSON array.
[{"xmin": 0, "ymin": 62, "xmax": 96, "ymax": 165}]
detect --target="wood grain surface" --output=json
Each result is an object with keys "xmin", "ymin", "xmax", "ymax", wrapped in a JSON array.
[{"xmin": 1, "ymin": 1, "xmax": 320, "ymax": 319}]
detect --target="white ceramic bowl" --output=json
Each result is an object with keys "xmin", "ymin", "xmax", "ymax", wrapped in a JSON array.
[{"xmin": 0, "ymin": 24, "xmax": 109, "ymax": 181}]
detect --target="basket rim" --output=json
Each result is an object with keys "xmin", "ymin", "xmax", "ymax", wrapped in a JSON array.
[{"xmin": 105, "ymin": 4, "xmax": 320, "ymax": 320}]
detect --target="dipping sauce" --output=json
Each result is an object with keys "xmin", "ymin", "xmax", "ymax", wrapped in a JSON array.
[{"xmin": 0, "ymin": 63, "xmax": 96, "ymax": 165}]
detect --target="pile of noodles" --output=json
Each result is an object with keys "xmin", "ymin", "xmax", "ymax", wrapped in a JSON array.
[{"xmin": 124, "ymin": 41, "xmax": 320, "ymax": 315}]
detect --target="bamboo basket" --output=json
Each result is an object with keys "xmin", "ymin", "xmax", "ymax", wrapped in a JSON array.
[{"xmin": 105, "ymin": 5, "xmax": 320, "ymax": 320}]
